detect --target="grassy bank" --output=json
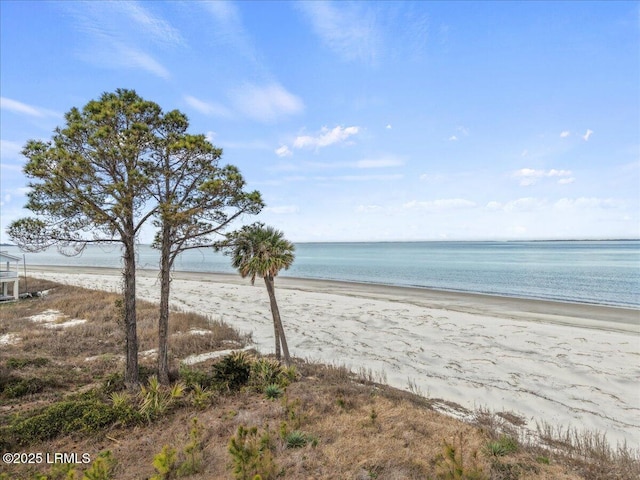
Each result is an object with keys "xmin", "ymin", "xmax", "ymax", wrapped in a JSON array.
[{"xmin": 0, "ymin": 278, "xmax": 637, "ymax": 479}]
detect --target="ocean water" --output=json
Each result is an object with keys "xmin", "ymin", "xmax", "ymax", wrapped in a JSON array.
[{"xmin": 2, "ymin": 240, "xmax": 639, "ymax": 308}]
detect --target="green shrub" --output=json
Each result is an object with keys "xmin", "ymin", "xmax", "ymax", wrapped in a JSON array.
[
  {"xmin": 179, "ymin": 366, "xmax": 217, "ymax": 389},
  {"xmin": 190, "ymin": 384, "xmax": 214, "ymax": 410},
  {"xmin": 436, "ymin": 433, "xmax": 488, "ymax": 480},
  {"xmin": 212, "ymin": 352, "xmax": 252, "ymax": 392},
  {"xmin": 264, "ymin": 384, "xmax": 283, "ymax": 400},
  {"xmin": 43, "ymin": 462, "xmax": 78, "ymax": 480},
  {"xmin": 101, "ymin": 372, "xmax": 125, "ymax": 394},
  {"xmin": 177, "ymin": 418, "xmax": 204, "ymax": 476},
  {"xmin": 8, "ymin": 399, "xmax": 139, "ymax": 446},
  {"xmin": 2, "ymin": 377, "xmax": 48, "ymax": 398},
  {"xmin": 228, "ymin": 425, "xmax": 277, "ymax": 480},
  {"xmin": 485, "ymin": 435, "xmax": 519, "ymax": 457},
  {"xmin": 250, "ymin": 358, "xmax": 285, "ymax": 389},
  {"xmin": 250, "ymin": 359, "xmax": 299, "ymax": 393},
  {"xmin": 102, "ymin": 366, "xmax": 155, "ymax": 394},
  {"xmin": 151, "ymin": 445, "xmax": 177, "ymax": 480},
  {"xmin": 138, "ymin": 376, "xmax": 185, "ymax": 422},
  {"xmin": 284, "ymin": 430, "xmax": 308, "ymax": 449},
  {"xmin": 6, "ymin": 357, "xmax": 49, "ymax": 369},
  {"xmin": 83, "ymin": 450, "xmax": 116, "ymax": 480}
]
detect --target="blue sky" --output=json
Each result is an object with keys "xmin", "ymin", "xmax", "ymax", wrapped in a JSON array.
[{"xmin": 1, "ymin": 1, "xmax": 638, "ymax": 243}]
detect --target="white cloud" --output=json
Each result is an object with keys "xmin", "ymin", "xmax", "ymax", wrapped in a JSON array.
[
  {"xmin": 121, "ymin": 45, "xmax": 170, "ymax": 78},
  {"xmin": 355, "ymin": 157, "xmax": 403, "ymax": 168},
  {"xmin": 485, "ymin": 201, "xmax": 502, "ymax": 210},
  {"xmin": 386, "ymin": 124, "xmax": 392, "ymax": 129},
  {"xmin": 118, "ymin": 2, "xmax": 185, "ymax": 47},
  {"xmin": 298, "ymin": 2, "xmax": 379, "ymax": 64},
  {"xmin": 582, "ymin": 129, "xmax": 594, "ymax": 141},
  {"xmin": 205, "ymin": 131, "xmax": 216, "ymax": 142},
  {"xmin": 402, "ymin": 199, "xmax": 476, "ymax": 211},
  {"xmin": 355, "ymin": 204, "xmax": 384, "ymax": 213},
  {"xmin": 560, "ymin": 130, "xmax": 571, "ymax": 138},
  {"xmin": 202, "ymin": 0, "xmax": 258, "ymax": 64},
  {"xmin": 231, "ymin": 83, "xmax": 304, "ymax": 122},
  {"xmin": 503, "ymin": 197, "xmax": 546, "ymax": 212},
  {"xmin": 448, "ymin": 126, "xmax": 468, "ymax": 141},
  {"xmin": 293, "ymin": 125, "xmax": 359, "ymax": 149},
  {"xmin": 67, "ymin": 2, "xmax": 175, "ymax": 79},
  {"xmin": 275, "ymin": 145, "xmax": 293, "ymax": 157},
  {"xmin": 316, "ymin": 174, "xmax": 403, "ymax": 182},
  {"xmin": 513, "ymin": 168, "xmax": 573, "ymax": 186},
  {"xmin": 184, "ymin": 95, "xmax": 231, "ymax": 117},
  {"xmin": 0, "ymin": 97, "xmax": 60, "ymax": 118},
  {"xmin": 264, "ymin": 205, "xmax": 299, "ymax": 214},
  {"xmin": 419, "ymin": 173, "xmax": 445, "ymax": 182},
  {"xmin": 557, "ymin": 177, "xmax": 575, "ymax": 185},
  {"xmin": 554, "ymin": 197, "xmax": 622, "ymax": 210}
]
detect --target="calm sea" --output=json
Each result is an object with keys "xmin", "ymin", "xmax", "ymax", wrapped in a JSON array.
[{"xmin": 2, "ymin": 240, "xmax": 639, "ymax": 308}]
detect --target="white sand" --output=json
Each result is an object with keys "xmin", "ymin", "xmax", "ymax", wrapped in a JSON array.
[{"xmin": 27, "ymin": 266, "xmax": 640, "ymax": 448}]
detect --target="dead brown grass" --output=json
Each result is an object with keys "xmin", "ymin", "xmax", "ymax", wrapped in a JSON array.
[{"xmin": 1, "ymin": 278, "xmax": 638, "ymax": 480}]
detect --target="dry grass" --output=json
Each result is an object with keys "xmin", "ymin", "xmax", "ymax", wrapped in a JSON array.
[{"xmin": 1, "ymin": 278, "xmax": 638, "ymax": 479}]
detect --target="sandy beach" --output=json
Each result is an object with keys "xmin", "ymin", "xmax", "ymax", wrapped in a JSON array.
[{"xmin": 25, "ymin": 265, "xmax": 640, "ymax": 448}]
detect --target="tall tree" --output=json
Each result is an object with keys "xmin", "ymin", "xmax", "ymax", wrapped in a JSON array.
[
  {"xmin": 7, "ymin": 89, "xmax": 163, "ymax": 388},
  {"xmin": 219, "ymin": 223, "xmax": 295, "ymax": 365},
  {"xmin": 149, "ymin": 110, "xmax": 263, "ymax": 384}
]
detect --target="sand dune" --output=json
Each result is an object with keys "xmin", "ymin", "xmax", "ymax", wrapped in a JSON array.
[{"xmin": 27, "ymin": 266, "xmax": 640, "ymax": 448}]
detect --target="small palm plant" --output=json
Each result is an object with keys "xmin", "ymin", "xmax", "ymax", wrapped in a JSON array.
[{"xmin": 218, "ymin": 223, "xmax": 295, "ymax": 366}]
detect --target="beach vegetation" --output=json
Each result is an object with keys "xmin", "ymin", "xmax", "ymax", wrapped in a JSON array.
[
  {"xmin": 138, "ymin": 375, "xmax": 185, "ymax": 422},
  {"xmin": 435, "ymin": 433, "xmax": 488, "ymax": 479},
  {"xmin": 5, "ymin": 356, "xmax": 49, "ymax": 369},
  {"xmin": 217, "ymin": 223, "xmax": 295, "ymax": 365},
  {"xmin": 250, "ymin": 357, "xmax": 292, "ymax": 392},
  {"xmin": 228, "ymin": 425, "xmax": 278, "ymax": 480},
  {"xmin": 189, "ymin": 383, "xmax": 215, "ymax": 410},
  {"xmin": 485, "ymin": 435, "xmax": 519, "ymax": 457},
  {"xmin": 284, "ymin": 430, "xmax": 314, "ymax": 449},
  {"xmin": 264, "ymin": 383, "xmax": 284, "ymax": 400},
  {"xmin": 178, "ymin": 418, "xmax": 204, "ymax": 476},
  {"xmin": 211, "ymin": 351, "xmax": 253, "ymax": 392},
  {"xmin": 6, "ymin": 398, "xmax": 132, "ymax": 446},
  {"xmin": 178, "ymin": 365, "xmax": 217, "ymax": 390},
  {"xmin": 83, "ymin": 450, "xmax": 117, "ymax": 480},
  {"xmin": 151, "ymin": 445, "xmax": 178, "ymax": 479}
]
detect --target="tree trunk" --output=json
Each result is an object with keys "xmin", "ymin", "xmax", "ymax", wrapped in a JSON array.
[
  {"xmin": 266, "ymin": 273, "xmax": 281, "ymax": 361},
  {"xmin": 123, "ymin": 236, "xmax": 139, "ymax": 389},
  {"xmin": 264, "ymin": 275, "xmax": 290, "ymax": 366},
  {"xmin": 157, "ymin": 222, "xmax": 172, "ymax": 384}
]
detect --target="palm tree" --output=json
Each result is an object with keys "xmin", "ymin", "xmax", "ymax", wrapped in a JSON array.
[{"xmin": 224, "ymin": 223, "xmax": 295, "ymax": 365}]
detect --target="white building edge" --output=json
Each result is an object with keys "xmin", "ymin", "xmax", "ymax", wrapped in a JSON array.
[{"xmin": 0, "ymin": 251, "xmax": 20, "ymax": 301}]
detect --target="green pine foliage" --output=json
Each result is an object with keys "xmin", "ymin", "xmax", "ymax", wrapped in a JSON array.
[
  {"xmin": 83, "ymin": 451, "xmax": 116, "ymax": 480},
  {"xmin": 228, "ymin": 425, "xmax": 277, "ymax": 480}
]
